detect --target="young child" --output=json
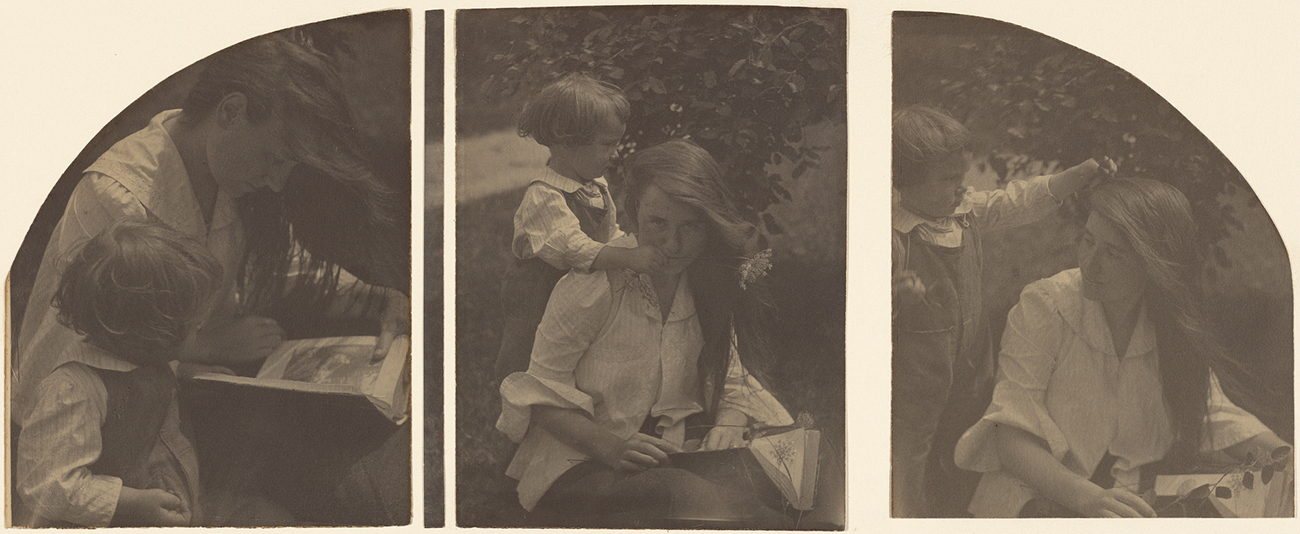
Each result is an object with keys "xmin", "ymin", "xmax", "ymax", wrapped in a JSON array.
[
  {"xmin": 890, "ymin": 105, "xmax": 1114, "ymax": 517},
  {"xmin": 15, "ymin": 220, "xmax": 222, "ymax": 527},
  {"xmin": 496, "ymin": 73, "xmax": 666, "ymax": 379}
]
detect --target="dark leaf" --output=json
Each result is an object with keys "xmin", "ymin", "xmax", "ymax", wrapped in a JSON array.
[
  {"xmin": 772, "ymin": 183, "xmax": 792, "ymax": 202},
  {"xmin": 1262, "ymin": 465, "xmax": 1274, "ymax": 485},
  {"xmin": 762, "ymin": 213, "xmax": 784, "ymax": 234},
  {"xmin": 1185, "ymin": 484, "xmax": 1211, "ymax": 501},
  {"xmin": 1272, "ymin": 446, "xmax": 1292, "ymax": 462},
  {"xmin": 1242, "ymin": 470, "xmax": 1254, "ymax": 490},
  {"xmin": 1215, "ymin": 486, "xmax": 1233, "ymax": 499},
  {"xmin": 1246, "ymin": 452, "xmax": 1256, "ymax": 464},
  {"xmin": 792, "ymin": 162, "xmax": 809, "ymax": 180}
]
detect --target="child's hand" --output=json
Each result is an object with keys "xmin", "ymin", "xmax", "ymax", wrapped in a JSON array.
[
  {"xmin": 195, "ymin": 315, "xmax": 285, "ymax": 365},
  {"xmin": 893, "ymin": 270, "xmax": 927, "ymax": 303},
  {"xmin": 1091, "ymin": 156, "xmax": 1117, "ymax": 180},
  {"xmin": 625, "ymin": 245, "xmax": 669, "ymax": 274},
  {"xmin": 113, "ymin": 487, "xmax": 189, "ymax": 527}
]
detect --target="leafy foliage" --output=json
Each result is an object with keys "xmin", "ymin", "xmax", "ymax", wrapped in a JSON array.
[
  {"xmin": 894, "ymin": 12, "xmax": 1251, "ymax": 265},
  {"xmin": 476, "ymin": 6, "xmax": 846, "ymax": 236}
]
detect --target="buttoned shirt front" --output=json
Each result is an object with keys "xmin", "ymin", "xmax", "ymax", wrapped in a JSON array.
[
  {"xmin": 496, "ymin": 235, "xmax": 793, "ymax": 510},
  {"xmin": 954, "ymin": 269, "xmax": 1271, "ymax": 517}
]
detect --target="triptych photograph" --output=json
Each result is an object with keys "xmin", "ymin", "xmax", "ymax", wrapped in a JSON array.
[{"xmin": 1, "ymin": 2, "xmax": 1295, "ymax": 531}]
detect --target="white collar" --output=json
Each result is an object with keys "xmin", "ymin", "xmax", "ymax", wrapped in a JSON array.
[{"xmin": 535, "ymin": 166, "xmax": 608, "ymax": 194}]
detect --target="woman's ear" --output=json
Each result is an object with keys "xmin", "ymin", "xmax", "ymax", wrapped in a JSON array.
[{"xmin": 213, "ymin": 92, "xmax": 249, "ymax": 129}]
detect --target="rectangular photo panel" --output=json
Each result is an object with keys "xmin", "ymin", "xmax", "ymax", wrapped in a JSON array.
[{"xmin": 454, "ymin": 5, "xmax": 847, "ymax": 529}]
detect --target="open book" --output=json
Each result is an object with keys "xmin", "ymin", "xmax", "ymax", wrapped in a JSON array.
[
  {"xmin": 668, "ymin": 427, "xmax": 820, "ymax": 511},
  {"xmin": 1154, "ymin": 461, "xmax": 1294, "ymax": 517},
  {"xmin": 191, "ymin": 335, "xmax": 410, "ymax": 424}
]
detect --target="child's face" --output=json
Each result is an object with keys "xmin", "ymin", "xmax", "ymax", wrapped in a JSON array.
[
  {"xmin": 896, "ymin": 153, "xmax": 969, "ymax": 220},
  {"xmin": 551, "ymin": 117, "xmax": 625, "ymax": 182}
]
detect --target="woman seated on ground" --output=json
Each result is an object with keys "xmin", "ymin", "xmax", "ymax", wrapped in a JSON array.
[
  {"xmin": 954, "ymin": 177, "xmax": 1290, "ymax": 518},
  {"xmin": 496, "ymin": 139, "xmax": 806, "ymax": 528}
]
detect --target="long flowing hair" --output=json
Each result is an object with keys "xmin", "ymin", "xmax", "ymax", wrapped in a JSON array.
[
  {"xmin": 180, "ymin": 30, "xmax": 403, "ymax": 317},
  {"xmin": 1087, "ymin": 178, "xmax": 1215, "ymax": 464},
  {"xmin": 622, "ymin": 139, "xmax": 775, "ymax": 414}
]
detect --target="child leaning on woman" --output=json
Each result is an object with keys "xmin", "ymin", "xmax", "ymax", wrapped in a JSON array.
[
  {"xmin": 496, "ymin": 73, "xmax": 667, "ymax": 380},
  {"xmin": 891, "ymin": 104, "xmax": 1114, "ymax": 517}
]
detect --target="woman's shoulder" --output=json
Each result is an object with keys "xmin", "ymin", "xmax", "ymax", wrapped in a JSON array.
[{"xmin": 1017, "ymin": 268, "xmax": 1082, "ymax": 314}]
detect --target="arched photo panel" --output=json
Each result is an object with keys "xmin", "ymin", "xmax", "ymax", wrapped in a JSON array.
[{"xmin": 891, "ymin": 11, "xmax": 1292, "ymax": 519}]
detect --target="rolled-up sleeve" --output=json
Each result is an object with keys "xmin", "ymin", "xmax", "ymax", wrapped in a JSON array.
[
  {"xmin": 1201, "ymin": 372, "xmax": 1272, "ymax": 452},
  {"xmin": 511, "ymin": 185, "xmax": 606, "ymax": 271},
  {"xmin": 17, "ymin": 364, "xmax": 121, "ymax": 527},
  {"xmin": 956, "ymin": 282, "xmax": 1070, "ymax": 472},
  {"xmin": 966, "ymin": 174, "xmax": 1060, "ymax": 232},
  {"xmin": 719, "ymin": 341, "xmax": 793, "ymax": 428},
  {"xmin": 496, "ymin": 270, "xmax": 612, "ymax": 442}
]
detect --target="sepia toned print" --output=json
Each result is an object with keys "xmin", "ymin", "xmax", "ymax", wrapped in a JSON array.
[
  {"xmin": 454, "ymin": 5, "xmax": 846, "ymax": 529},
  {"xmin": 891, "ymin": 11, "xmax": 1294, "ymax": 518},
  {"xmin": 7, "ymin": 11, "xmax": 414, "ymax": 527}
]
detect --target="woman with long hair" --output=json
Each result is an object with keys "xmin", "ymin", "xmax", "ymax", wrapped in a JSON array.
[
  {"xmin": 11, "ymin": 28, "xmax": 410, "ymax": 526},
  {"xmin": 953, "ymin": 178, "xmax": 1290, "ymax": 517},
  {"xmin": 14, "ymin": 30, "xmax": 409, "ymax": 418},
  {"xmin": 496, "ymin": 139, "xmax": 796, "ymax": 527}
]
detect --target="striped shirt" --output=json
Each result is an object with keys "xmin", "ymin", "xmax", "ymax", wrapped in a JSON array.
[
  {"xmin": 15, "ymin": 342, "xmax": 197, "ymax": 526},
  {"xmin": 511, "ymin": 167, "xmax": 622, "ymax": 272}
]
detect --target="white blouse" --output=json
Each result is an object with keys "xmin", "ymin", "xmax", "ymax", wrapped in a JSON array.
[
  {"xmin": 497, "ymin": 236, "xmax": 793, "ymax": 511},
  {"xmin": 14, "ymin": 110, "xmax": 244, "ymax": 421},
  {"xmin": 954, "ymin": 268, "xmax": 1271, "ymax": 517}
]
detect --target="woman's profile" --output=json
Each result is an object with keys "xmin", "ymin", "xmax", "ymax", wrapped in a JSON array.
[
  {"xmin": 954, "ymin": 178, "xmax": 1292, "ymax": 517},
  {"xmin": 10, "ymin": 17, "xmax": 411, "ymax": 526}
]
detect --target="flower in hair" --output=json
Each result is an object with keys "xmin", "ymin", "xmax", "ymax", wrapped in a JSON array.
[
  {"xmin": 739, "ymin": 249, "xmax": 773, "ymax": 290},
  {"xmin": 619, "ymin": 269, "xmax": 659, "ymax": 310}
]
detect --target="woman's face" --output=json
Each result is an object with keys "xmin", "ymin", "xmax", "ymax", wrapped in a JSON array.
[
  {"xmin": 207, "ymin": 100, "xmax": 298, "ymax": 198},
  {"xmin": 1079, "ymin": 213, "xmax": 1148, "ymax": 303},
  {"xmin": 636, "ymin": 183, "xmax": 708, "ymax": 275}
]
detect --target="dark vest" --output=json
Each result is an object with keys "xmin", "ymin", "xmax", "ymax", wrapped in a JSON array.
[{"xmin": 90, "ymin": 365, "xmax": 198, "ymax": 525}]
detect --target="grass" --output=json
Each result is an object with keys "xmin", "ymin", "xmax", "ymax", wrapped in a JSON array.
[{"xmin": 453, "ymin": 188, "xmax": 847, "ymax": 526}]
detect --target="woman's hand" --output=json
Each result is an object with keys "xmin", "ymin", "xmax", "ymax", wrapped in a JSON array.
[
  {"xmin": 601, "ymin": 432, "xmax": 682, "ymax": 472},
  {"xmin": 373, "ymin": 287, "xmax": 411, "ymax": 360},
  {"xmin": 702, "ymin": 408, "xmax": 749, "ymax": 451},
  {"xmin": 1071, "ymin": 486, "xmax": 1156, "ymax": 518},
  {"xmin": 186, "ymin": 315, "xmax": 284, "ymax": 365},
  {"xmin": 112, "ymin": 487, "xmax": 188, "ymax": 527}
]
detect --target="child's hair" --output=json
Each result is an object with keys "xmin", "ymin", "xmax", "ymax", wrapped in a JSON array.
[
  {"xmin": 52, "ymin": 220, "xmax": 224, "ymax": 365},
  {"xmin": 517, "ymin": 72, "xmax": 630, "ymax": 147},
  {"xmin": 623, "ymin": 139, "xmax": 773, "ymax": 414},
  {"xmin": 892, "ymin": 105, "xmax": 970, "ymax": 188}
]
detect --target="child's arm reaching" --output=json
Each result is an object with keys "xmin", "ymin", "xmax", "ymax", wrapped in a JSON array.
[
  {"xmin": 1047, "ymin": 157, "xmax": 1116, "ymax": 200},
  {"xmin": 970, "ymin": 157, "xmax": 1115, "ymax": 232},
  {"xmin": 590, "ymin": 244, "xmax": 667, "ymax": 273}
]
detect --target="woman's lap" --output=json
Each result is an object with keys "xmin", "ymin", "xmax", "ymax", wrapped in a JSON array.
[{"xmin": 533, "ymin": 461, "xmax": 794, "ymax": 529}]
